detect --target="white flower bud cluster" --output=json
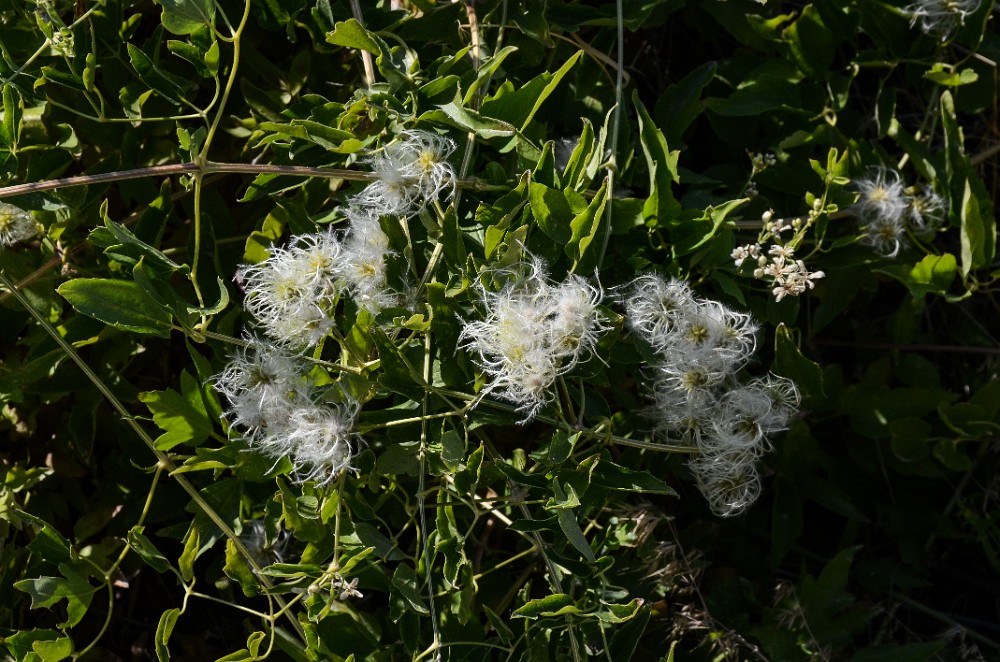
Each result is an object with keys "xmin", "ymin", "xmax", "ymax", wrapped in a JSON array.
[
  {"xmin": 460, "ymin": 257, "xmax": 608, "ymax": 420},
  {"xmin": 732, "ymin": 210, "xmax": 826, "ymax": 302},
  {"xmin": 624, "ymin": 274, "xmax": 801, "ymax": 517},
  {"xmin": 854, "ymin": 167, "xmax": 946, "ymax": 258},
  {"xmin": 0, "ymin": 202, "xmax": 39, "ymax": 247},
  {"xmin": 213, "ymin": 337, "xmax": 358, "ymax": 485},
  {"xmin": 905, "ymin": 0, "xmax": 980, "ymax": 40}
]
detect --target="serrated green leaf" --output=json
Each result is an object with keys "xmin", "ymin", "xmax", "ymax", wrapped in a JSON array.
[
  {"xmin": 58, "ymin": 278, "xmax": 173, "ymax": 336},
  {"xmin": 139, "ymin": 371, "xmax": 213, "ymax": 451}
]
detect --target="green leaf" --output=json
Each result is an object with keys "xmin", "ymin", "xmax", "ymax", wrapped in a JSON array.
[
  {"xmin": 425, "ymin": 97, "xmax": 516, "ymax": 140},
  {"xmin": 139, "ymin": 371, "xmax": 213, "ymax": 451},
  {"xmin": 656, "ymin": 60, "xmax": 716, "ymax": 146},
  {"xmin": 877, "ymin": 253, "xmax": 958, "ymax": 299},
  {"xmin": 512, "ymin": 593, "xmax": 576, "ymax": 619},
  {"xmin": 31, "ymin": 637, "xmax": 73, "ymax": 662},
  {"xmin": 389, "ymin": 563, "xmax": 429, "ymax": 619},
  {"xmin": 773, "ymin": 323, "xmax": 825, "ymax": 400},
  {"xmin": 155, "ymin": 0, "xmax": 216, "ymax": 35},
  {"xmin": 464, "ymin": 45, "xmax": 519, "ymax": 105},
  {"xmin": 783, "ymin": 4, "xmax": 836, "ymax": 79},
  {"xmin": 127, "ymin": 44, "xmax": 189, "ymax": 104},
  {"xmin": 529, "ymin": 182, "xmax": 584, "ymax": 245},
  {"xmin": 58, "ymin": 278, "xmax": 173, "ymax": 336},
  {"xmin": 1, "ymin": 85, "xmax": 21, "ymax": 150},
  {"xmin": 326, "ymin": 18, "xmax": 379, "ymax": 54},
  {"xmin": 634, "ymin": 91, "xmax": 680, "ymax": 225},
  {"xmin": 224, "ymin": 538, "xmax": 260, "ymax": 597},
  {"xmin": 127, "ymin": 526, "xmax": 171, "ymax": 573},
  {"xmin": 371, "ymin": 329, "xmax": 425, "ymax": 401},
  {"xmin": 15, "ymin": 565, "xmax": 96, "ymax": 628},
  {"xmin": 923, "ymin": 64, "xmax": 979, "ymax": 87},
  {"xmin": 484, "ymin": 605, "xmax": 515, "ymax": 645},
  {"xmin": 591, "ymin": 459, "xmax": 678, "ymax": 495},
  {"xmin": 91, "ymin": 201, "xmax": 187, "ymax": 273},
  {"xmin": 596, "ymin": 598, "xmax": 644, "ymax": 623},
  {"xmin": 480, "ymin": 51, "xmax": 583, "ymax": 131},
  {"xmin": 607, "ymin": 604, "xmax": 650, "ymax": 660},
  {"xmin": 155, "ymin": 608, "xmax": 181, "ymax": 661},
  {"xmin": 551, "ymin": 479, "xmax": 596, "ymax": 562},
  {"xmin": 960, "ymin": 174, "xmax": 996, "ymax": 276},
  {"xmin": 671, "ymin": 198, "xmax": 748, "ymax": 256},
  {"xmin": 566, "ymin": 180, "xmax": 608, "ymax": 269}
]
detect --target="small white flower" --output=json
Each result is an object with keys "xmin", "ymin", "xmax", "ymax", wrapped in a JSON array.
[
  {"xmin": 0, "ymin": 202, "xmax": 38, "ymax": 247},
  {"xmin": 731, "ymin": 243, "xmax": 761, "ymax": 268}
]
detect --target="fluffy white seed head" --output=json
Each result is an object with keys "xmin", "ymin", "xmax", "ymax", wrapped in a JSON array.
[
  {"xmin": 241, "ymin": 238, "xmax": 340, "ymax": 347},
  {"xmin": 854, "ymin": 167, "xmax": 909, "ymax": 227},
  {"xmin": 354, "ymin": 129, "xmax": 457, "ymax": 217},
  {"xmin": 625, "ymin": 274, "xmax": 699, "ymax": 350},
  {"xmin": 214, "ymin": 338, "xmax": 312, "ymax": 441},
  {"xmin": 255, "ymin": 402, "xmax": 357, "ymax": 486},
  {"xmin": 906, "ymin": 0, "xmax": 981, "ymax": 40},
  {"xmin": 460, "ymin": 258, "xmax": 607, "ymax": 420},
  {"xmin": 0, "ymin": 203, "xmax": 38, "ymax": 247},
  {"xmin": 689, "ymin": 452, "xmax": 762, "ymax": 518}
]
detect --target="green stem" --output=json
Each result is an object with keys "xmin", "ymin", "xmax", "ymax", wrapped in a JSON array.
[
  {"xmin": 0, "ymin": 162, "xmax": 505, "ymax": 199},
  {"xmin": 418, "ymin": 329, "xmax": 443, "ymax": 661}
]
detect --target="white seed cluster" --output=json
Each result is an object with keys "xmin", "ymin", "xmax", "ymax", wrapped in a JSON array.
[
  {"xmin": 217, "ymin": 129, "xmax": 458, "ymax": 485},
  {"xmin": 0, "ymin": 202, "xmax": 39, "ymax": 247},
  {"xmin": 239, "ymin": 130, "xmax": 457, "ymax": 348},
  {"xmin": 905, "ymin": 0, "xmax": 981, "ymax": 40},
  {"xmin": 460, "ymin": 257, "xmax": 608, "ymax": 420},
  {"xmin": 854, "ymin": 167, "xmax": 946, "ymax": 258},
  {"xmin": 213, "ymin": 337, "xmax": 357, "ymax": 485},
  {"xmin": 625, "ymin": 274, "xmax": 801, "ymax": 517}
]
